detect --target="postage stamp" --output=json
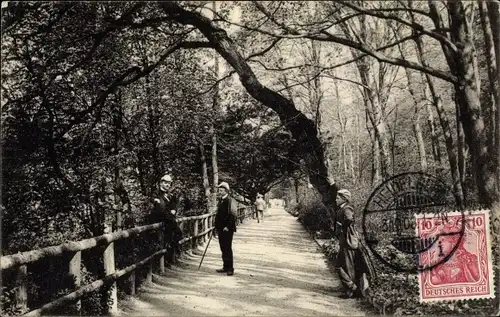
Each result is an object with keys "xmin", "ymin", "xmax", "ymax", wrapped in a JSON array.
[{"xmin": 416, "ymin": 209, "xmax": 494, "ymax": 302}]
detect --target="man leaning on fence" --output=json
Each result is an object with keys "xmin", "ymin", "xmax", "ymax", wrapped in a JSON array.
[
  {"xmin": 150, "ymin": 174, "xmax": 183, "ymax": 263},
  {"xmin": 214, "ymin": 181, "xmax": 238, "ymax": 276}
]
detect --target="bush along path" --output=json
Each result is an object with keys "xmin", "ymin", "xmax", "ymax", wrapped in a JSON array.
[
  {"xmin": 119, "ymin": 207, "xmax": 365, "ymax": 316},
  {"xmin": 310, "ymin": 227, "xmax": 497, "ymax": 316}
]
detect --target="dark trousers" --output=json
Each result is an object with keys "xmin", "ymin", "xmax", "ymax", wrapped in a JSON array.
[
  {"xmin": 164, "ymin": 219, "xmax": 182, "ymax": 257},
  {"xmin": 218, "ymin": 230, "xmax": 234, "ymax": 271},
  {"xmin": 256, "ymin": 210, "xmax": 264, "ymax": 222}
]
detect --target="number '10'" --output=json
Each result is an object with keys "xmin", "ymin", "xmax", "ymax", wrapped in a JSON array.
[{"xmin": 420, "ymin": 216, "xmax": 483, "ymax": 231}]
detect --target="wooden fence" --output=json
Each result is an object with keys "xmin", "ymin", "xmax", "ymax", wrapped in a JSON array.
[{"xmin": 1, "ymin": 206, "xmax": 253, "ymax": 316}]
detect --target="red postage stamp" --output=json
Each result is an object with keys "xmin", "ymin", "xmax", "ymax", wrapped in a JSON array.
[{"xmin": 416, "ymin": 209, "xmax": 494, "ymax": 302}]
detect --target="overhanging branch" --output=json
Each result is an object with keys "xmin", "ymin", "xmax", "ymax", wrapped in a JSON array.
[
  {"xmin": 249, "ymin": 2, "xmax": 457, "ymax": 83},
  {"xmin": 337, "ymin": 1, "xmax": 458, "ymax": 53}
]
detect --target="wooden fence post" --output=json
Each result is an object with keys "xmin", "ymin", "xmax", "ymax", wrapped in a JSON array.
[
  {"xmin": 14, "ymin": 264, "xmax": 28, "ymax": 314},
  {"xmin": 128, "ymin": 271, "xmax": 136, "ymax": 296},
  {"xmin": 192, "ymin": 219, "xmax": 199, "ymax": 250},
  {"xmin": 68, "ymin": 251, "xmax": 82, "ymax": 314},
  {"xmin": 103, "ymin": 242, "xmax": 118, "ymax": 315},
  {"xmin": 203, "ymin": 216, "xmax": 208, "ymax": 243},
  {"xmin": 146, "ymin": 261, "xmax": 153, "ymax": 284},
  {"xmin": 158, "ymin": 228, "xmax": 165, "ymax": 273}
]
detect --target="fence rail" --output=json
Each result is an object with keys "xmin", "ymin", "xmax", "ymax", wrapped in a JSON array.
[{"xmin": 1, "ymin": 205, "xmax": 254, "ymax": 316}]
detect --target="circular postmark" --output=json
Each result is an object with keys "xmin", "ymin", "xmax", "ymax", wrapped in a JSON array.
[{"xmin": 362, "ymin": 172, "xmax": 465, "ymax": 273}]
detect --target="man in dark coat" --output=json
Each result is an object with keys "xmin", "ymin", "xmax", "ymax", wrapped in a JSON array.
[
  {"xmin": 334, "ymin": 189, "xmax": 371, "ymax": 298},
  {"xmin": 150, "ymin": 174, "xmax": 183, "ymax": 261},
  {"xmin": 214, "ymin": 181, "xmax": 238, "ymax": 276}
]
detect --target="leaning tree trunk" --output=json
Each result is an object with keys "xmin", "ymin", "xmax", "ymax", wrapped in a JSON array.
[{"xmin": 161, "ymin": 3, "xmax": 339, "ymax": 217}]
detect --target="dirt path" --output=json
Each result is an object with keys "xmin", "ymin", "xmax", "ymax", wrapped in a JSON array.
[{"xmin": 120, "ymin": 207, "xmax": 365, "ymax": 316}]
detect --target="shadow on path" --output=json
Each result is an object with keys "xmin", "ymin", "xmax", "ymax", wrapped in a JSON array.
[{"xmin": 120, "ymin": 207, "xmax": 365, "ymax": 316}]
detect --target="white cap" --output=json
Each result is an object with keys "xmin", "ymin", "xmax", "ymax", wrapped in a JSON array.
[
  {"xmin": 218, "ymin": 182, "xmax": 230, "ymax": 191},
  {"xmin": 160, "ymin": 174, "xmax": 172, "ymax": 182},
  {"xmin": 337, "ymin": 189, "xmax": 351, "ymax": 201}
]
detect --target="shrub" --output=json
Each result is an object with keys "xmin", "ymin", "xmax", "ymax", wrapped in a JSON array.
[{"xmin": 296, "ymin": 193, "xmax": 333, "ymax": 239}]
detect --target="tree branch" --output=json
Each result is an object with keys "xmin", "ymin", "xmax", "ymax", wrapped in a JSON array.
[
  {"xmin": 337, "ymin": 1, "xmax": 457, "ymax": 52},
  {"xmin": 244, "ymin": 2, "xmax": 457, "ymax": 83}
]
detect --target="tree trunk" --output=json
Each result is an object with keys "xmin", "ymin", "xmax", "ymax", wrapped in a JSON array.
[
  {"xmin": 210, "ymin": 0, "xmax": 219, "ymax": 212},
  {"xmin": 112, "ymin": 93, "xmax": 123, "ymax": 230},
  {"xmin": 369, "ymin": 87, "xmax": 392, "ymax": 179},
  {"xmin": 412, "ymin": 26, "xmax": 465, "ymax": 207},
  {"xmin": 366, "ymin": 108, "xmax": 382, "ymax": 186},
  {"xmin": 211, "ymin": 133, "xmax": 218, "ymax": 211},
  {"xmin": 448, "ymin": 1, "xmax": 497, "ymax": 206},
  {"xmin": 340, "ymin": 15, "xmax": 392, "ymax": 181},
  {"xmin": 355, "ymin": 55, "xmax": 392, "ymax": 179},
  {"xmin": 484, "ymin": 2, "xmax": 500, "ymax": 309},
  {"xmin": 356, "ymin": 114, "xmax": 361, "ymax": 178},
  {"xmin": 423, "ymin": 84, "xmax": 442, "ymax": 164},
  {"xmin": 399, "ymin": 53, "xmax": 428, "ymax": 172},
  {"xmin": 349, "ymin": 142, "xmax": 356, "ymax": 181},
  {"xmin": 414, "ymin": 116, "xmax": 427, "ymax": 172},
  {"xmin": 485, "ymin": 0, "xmax": 500, "ymax": 193},
  {"xmin": 307, "ymin": 39, "xmax": 323, "ymax": 133},
  {"xmin": 334, "ymin": 82, "xmax": 348, "ymax": 175},
  {"xmin": 333, "ymin": 81, "xmax": 346, "ymax": 175},
  {"xmin": 455, "ymin": 101, "xmax": 469, "ymax": 204},
  {"xmin": 198, "ymin": 140, "xmax": 211, "ymax": 209},
  {"xmin": 294, "ymin": 177, "xmax": 300, "ymax": 204},
  {"xmin": 145, "ymin": 75, "xmax": 160, "ymax": 183},
  {"xmin": 161, "ymin": 3, "xmax": 339, "ymax": 215},
  {"xmin": 478, "ymin": 0, "xmax": 498, "ymax": 153}
]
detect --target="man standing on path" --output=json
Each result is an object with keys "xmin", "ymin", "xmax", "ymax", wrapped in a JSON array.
[
  {"xmin": 334, "ymin": 189, "xmax": 370, "ymax": 299},
  {"xmin": 254, "ymin": 193, "xmax": 266, "ymax": 223},
  {"xmin": 151, "ymin": 174, "xmax": 183, "ymax": 263},
  {"xmin": 214, "ymin": 182, "xmax": 238, "ymax": 276}
]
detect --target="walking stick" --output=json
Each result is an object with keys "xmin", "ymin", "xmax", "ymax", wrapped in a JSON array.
[{"xmin": 198, "ymin": 230, "xmax": 214, "ymax": 270}]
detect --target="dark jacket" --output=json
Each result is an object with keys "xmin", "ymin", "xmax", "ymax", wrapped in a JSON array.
[
  {"xmin": 150, "ymin": 192, "xmax": 179, "ymax": 223},
  {"xmin": 149, "ymin": 192, "xmax": 183, "ymax": 243},
  {"xmin": 215, "ymin": 196, "xmax": 238, "ymax": 233},
  {"xmin": 336, "ymin": 203, "xmax": 359, "ymax": 250}
]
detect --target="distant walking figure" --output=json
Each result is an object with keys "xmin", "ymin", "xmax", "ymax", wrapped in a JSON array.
[
  {"xmin": 254, "ymin": 193, "xmax": 266, "ymax": 223},
  {"xmin": 334, "ymin": 189, "xmax": 370, "ymax": 298},
  {"xmin": 214, "ymin": 182, "xmax": 238, "ymax": 276}
]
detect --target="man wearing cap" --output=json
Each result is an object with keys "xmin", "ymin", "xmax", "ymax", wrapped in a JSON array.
[
  {"xmin": 334, "ymin": 188, "xmax": 370, "ymax": 298},
  {"xmin": 214, "ymin": 181, "xmax": 238, "ymax": 276},
  {"xmin": 151, "ymin": 174, "xmax": 183, "ymax": 262},
  {"xmin": 254, "ymin": 193, "xmax": 266, "ymax": 223}
]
